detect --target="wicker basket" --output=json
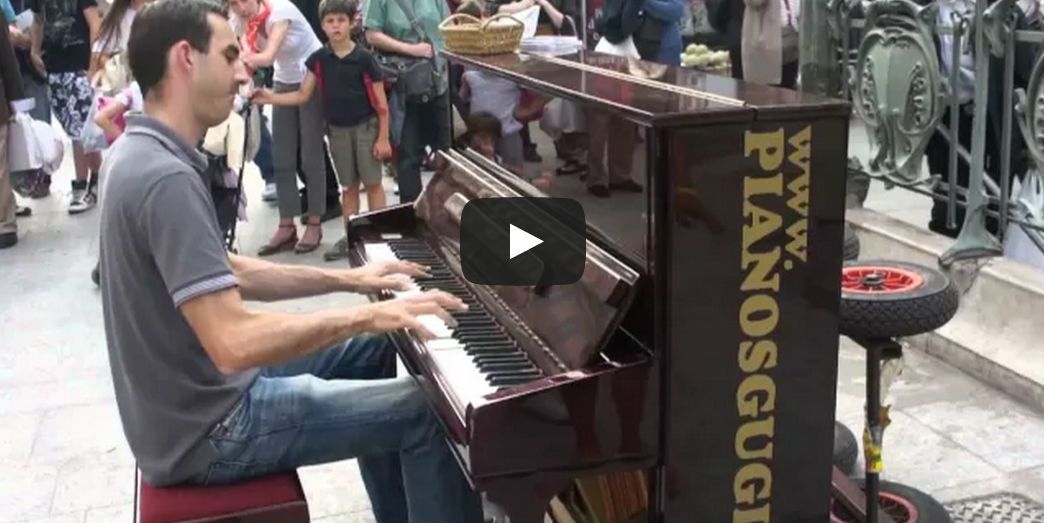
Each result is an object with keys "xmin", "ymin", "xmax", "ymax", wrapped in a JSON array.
[{"xmin": 439, "ymin": 13, "xmax": 524, "ymax": 55}]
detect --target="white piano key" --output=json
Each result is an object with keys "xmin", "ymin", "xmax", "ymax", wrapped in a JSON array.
[
  {"xmin": 366, "ymin": 243, "xmax": 398, "ymax": 262},
  {"xmin": 428, "ymin": 338, "xmax": 466, "ymax": 351},
  {"xmin": 431, "ymin": 349, "xmax": 496, "ymax": 400},
  {"xmin": 418, "ymin": 314, "xmax": 454, "ymax": 338}
]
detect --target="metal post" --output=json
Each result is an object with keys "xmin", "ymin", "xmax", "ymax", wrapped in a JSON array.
[
  {"xmin": 800, "ymin": 0, "xmax": 841, "ymax": 97},
  {"xmin": 948, "ymin": 16, "xmax": 963, "ymax": 230},
  {"xmin": 1000, "ymin": 12, "xmax": 1016, "ymax": 239},
  {"xmin": 941, "ymin": 0, "xmax": 1004, "ymax": 265},
  {"xmin": 841, "ymin": 1, "xmax": 852, "ymax": 100}
]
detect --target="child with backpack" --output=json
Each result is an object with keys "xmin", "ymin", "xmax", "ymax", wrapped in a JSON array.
[{"xmin": 252, "ymin": 0, "xmax": 391, "ymax": 262}]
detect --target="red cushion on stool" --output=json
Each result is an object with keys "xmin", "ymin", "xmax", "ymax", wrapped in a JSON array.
[{"xmin": 138, "ymin": 471, "xmax": 310, "ymax": 523}]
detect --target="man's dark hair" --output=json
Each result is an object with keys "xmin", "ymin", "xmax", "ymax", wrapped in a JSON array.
[
  {"xmin": 318, "ymin": 0, "xmax": 358, "ymax": 20},
  {"xmin": 128, "ymin": 0, "xmax": 229, "ymax": 97},
  {"xmin": 465, "ymin": 112, "xmax": 502, "ymax": 139}
]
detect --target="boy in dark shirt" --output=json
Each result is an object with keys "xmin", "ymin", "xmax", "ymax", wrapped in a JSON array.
[
  {"xmin": 29, "ymin": 0, "xmax": 103, "ymax": 214},
  {"xmin": 254, "ymin": 0, "xmax": 391, "ymax": 262}
]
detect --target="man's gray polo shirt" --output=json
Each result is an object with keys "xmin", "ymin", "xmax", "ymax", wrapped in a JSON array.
[{"xmin": 99, "ymin": 114, "xmax": 258, "ymax": 486}]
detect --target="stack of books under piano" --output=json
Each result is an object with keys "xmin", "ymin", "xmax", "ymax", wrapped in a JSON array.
[{"xmin": 545, "ymin": 471, "xmax": 648, "ymax": 523}]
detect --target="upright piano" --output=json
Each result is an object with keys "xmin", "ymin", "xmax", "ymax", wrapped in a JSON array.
[{"xmin": 347, "ymin": 50, "xmax": 851, "ymax": 523}]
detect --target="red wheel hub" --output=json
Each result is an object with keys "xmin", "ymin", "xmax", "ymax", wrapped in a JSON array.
[
  {"xmin": 841, "ymin": 266, "xmax": 924, "ymax": 294},
  {"xmin": 830, "ymin": 491, "xmax": 921, "ymax": 523}
]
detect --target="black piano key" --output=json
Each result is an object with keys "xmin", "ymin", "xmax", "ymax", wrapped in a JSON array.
[
  {"xmin": 473, "ymin": 356, "xmax": 529, "ymax": 365},
  {"xmin": 488, "ymin": 374, "xmax": 542, "ymax": 387},
  {"xmin": 477, "ymin": 362, "xmax": 535, "ymax": 373}
]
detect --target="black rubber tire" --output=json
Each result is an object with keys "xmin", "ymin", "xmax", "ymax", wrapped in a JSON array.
[
  {"xmin": 843, "ymin": 223, "xmax": 860, "ymax": 261},
  {"xmin": 840, "ymin": 260, "xmax": 959, "ymax": 339},
  {"xmin": 833, "ymin": 421, "xmax": 858, "ymax": 476},
  {"xmin": 831, "ymin": 479, "xmax": 952, "ymax": 523}
]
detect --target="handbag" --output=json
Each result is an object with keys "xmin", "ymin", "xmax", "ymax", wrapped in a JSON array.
[
  {"xmin": 373, "ymin": 0, "xmax": 441, "ymax": 104},
  {"xmin": 93, "ymin": 52, "xmax": 133, "ymax": 96}
]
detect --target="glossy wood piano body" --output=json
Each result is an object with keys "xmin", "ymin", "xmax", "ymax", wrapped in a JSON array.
[{"xmin": 349, "ymin": 50, "xmax": 852, "ymax": 523}]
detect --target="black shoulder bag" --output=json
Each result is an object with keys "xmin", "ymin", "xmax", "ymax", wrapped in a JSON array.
[{"xmin": 373, "ymin": 0, "xmax": 442, "ymax": 104}]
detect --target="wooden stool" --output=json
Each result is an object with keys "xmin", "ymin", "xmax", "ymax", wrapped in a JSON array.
[{"xmin": 136, "ymin": 470, "xmax": 310, "ymax": 523}]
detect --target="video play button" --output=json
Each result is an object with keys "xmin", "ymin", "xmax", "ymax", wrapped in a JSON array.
[
  {"xmin": 461, "ymin": 197, "xmax": 586, "ymax": 286},
  {"xmin": 509, "ymin": 224, "xmax": 543, "ymax": 259}
]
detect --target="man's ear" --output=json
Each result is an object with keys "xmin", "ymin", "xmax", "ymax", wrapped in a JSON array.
[{"xmin": 171, "ymin": 40, "xmax": 196, "ymax": 73}]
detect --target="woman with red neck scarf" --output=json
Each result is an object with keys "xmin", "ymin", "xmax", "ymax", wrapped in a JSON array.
[{"xmin": 229, "ymin": 0, "xmax": 328, "ymax": 254}]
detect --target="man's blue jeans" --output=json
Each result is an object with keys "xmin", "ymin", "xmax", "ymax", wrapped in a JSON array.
[{"xmin": 195, "ymin": 334, "xmax": 484, "ymax": 523}]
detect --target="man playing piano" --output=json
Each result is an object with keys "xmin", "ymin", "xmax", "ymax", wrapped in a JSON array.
[{"xmin": 97, "ymin": 1, "xmax": 484, "ymax": 521}]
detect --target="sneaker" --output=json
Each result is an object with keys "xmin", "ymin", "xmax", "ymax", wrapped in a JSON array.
[
  {"xmin": 69, "ymin": 181, "xmax": 97, "ymax": 215},
  {"xmin": 15, "ymin": 205, "xmax": 31, "ymax": 217},
  {"xmin": 323, "ymin": 236, "xmax": 349, "ymax": 262},
  {"xmin": 262, "ymin": 182, "xmax": 277, "ymax": 202}
]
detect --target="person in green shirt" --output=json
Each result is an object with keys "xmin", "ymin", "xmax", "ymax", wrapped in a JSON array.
[{"xmin": 364, "ymin": 0, "xmax": 450, "ymax": 203}]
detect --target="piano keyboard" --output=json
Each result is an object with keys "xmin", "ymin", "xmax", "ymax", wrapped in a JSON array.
[{"xmin": 365, "ymin": 238, "xmax": 545, "ymax": 405}]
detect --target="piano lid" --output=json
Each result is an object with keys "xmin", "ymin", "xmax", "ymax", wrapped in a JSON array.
[
  {"xmin": 414, "ymin": 150, "xmax": 641, "ymax": 370},
  {"xmin": 445, "ymin": 50, "xmax": 850, "ymax": 127}
]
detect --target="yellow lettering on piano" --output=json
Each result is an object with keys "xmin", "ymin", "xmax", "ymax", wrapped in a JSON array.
[
  {"xmin": 735, "ymin": 418, "xmax": 775, "ymax": 460},
  {"xmin": 785, "ymin": 220, "xmax": 809, "ymax": 263},
  {"xmin": 733, "ymin": 503, "xmax": 772, "ymax": 523},
  {"xmin": 735, "ymin": 128, "xmax": 788, "ymax": 523},
  {"xmin": 741, "ymin": 250, "xmax": 781, "ymax": 292},
  {"xmin": 742, "ymin": 173, "xmax": 783, "ymax": 255},
  {"xmin": 737, "ymin": 374, "xmax": 776, "ymax": 418},
  {"xmin": 738, "ymin": 340, "xmax": 778, "ymax": 373},
  {"xmin": 744, "ymin": 129, "xmax": 785, "ymax": 171},
  {"xmin": 739, "ymin": 295, "xmax": 779, "ymax": 338},
  {"xmin": 733, "ymin": 463, "xmax": 772, "ymax": 523},
  {"xmin": 733, "ymin": 462, "xmax": 772, "ymax": 504},
  {"xmin": 784, "ymin": 126, "xmax": 812, "ymax": 264},
  {"xmin": 787, "ymin": 126, "xmax": 811, "ymax": 174}
]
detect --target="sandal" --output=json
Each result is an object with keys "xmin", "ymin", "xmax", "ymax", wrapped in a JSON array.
[
  {"xmin": 295, "ymin": 224, "xmax": 323, "ymax": 254},
  {"xmin": 258, "ymin": 225, "xmax": 298, "ymax": 256}
]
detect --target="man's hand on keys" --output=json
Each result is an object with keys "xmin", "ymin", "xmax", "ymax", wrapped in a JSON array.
[
  {"xmin": 359, "ymin": 290, "xmax": 468, "ymax": 339},
  {"xmin": 349, "ymin": 259, "xmax": 432, "ymax": 292}
]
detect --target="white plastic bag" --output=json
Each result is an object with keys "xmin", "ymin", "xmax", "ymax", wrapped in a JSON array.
[
  {"xmin": 539, "ymin": 98, "xmax": 586, "ymax": 139},
  {"xmin": 80, "ymin": 96, "xmax": 110, "ymax": 153},
  {"xmin": 32, "ymin": 119, "xmax": 64, "ymax": 174},
  {"xmin": 7, "ymin": 112, "xmax": 42, "ymax": 172},
  {"xmin": 594, "ymin": 36, "xmax": 641, "ymax": 58},
  {"xmin": 1003, "ymin": 171, "xmax": 1044, "ymax": 271}
]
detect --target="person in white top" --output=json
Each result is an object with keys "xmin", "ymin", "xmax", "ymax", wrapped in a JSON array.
[
  {"xmin": 229, "ymin": 0, "xmax": 329, "ymax": 255},
  {"xmin": 89, "ymin": 0, "xmax": 152, "ymax": 93}
]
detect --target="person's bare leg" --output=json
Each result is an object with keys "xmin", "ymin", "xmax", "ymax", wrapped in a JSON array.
[
  {"xmin": 73, "ymin": 143, "xmax": 89, "ymax": 182},
  {"xmin": 69, "ymin": 143, "xmax": 100, "ymax": 214},
  {"xmin": 364, "ymin": 184, "xmax": 386, "ymax": 212},
  {"xmin": 342, "ymin": 185, "xmax": 361, "ymax": 225}
]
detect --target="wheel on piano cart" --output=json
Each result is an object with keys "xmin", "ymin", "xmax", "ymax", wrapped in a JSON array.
[
  {"xmin": 843, "ymin": 223, "xmax": 860, "ymax": 261},
  {"xmin": 839, "ymin": 260, "xmax": 959, "ymax": 339},
  {"xmin": 833, "ymin": 421, "xmax": 858, "ymax": 476},
  {"xmin": 830, "ymin": 479, "xmax": 951, "ymax": 523}
]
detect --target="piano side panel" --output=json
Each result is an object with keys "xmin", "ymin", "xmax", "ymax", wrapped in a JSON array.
[
  {"xmin": 662, "ymin": 116, "xmax": 848, "ymax": 523},
  {"xmin": 468, "ymin": 351, "xmax": 660, "ymax": 481}
]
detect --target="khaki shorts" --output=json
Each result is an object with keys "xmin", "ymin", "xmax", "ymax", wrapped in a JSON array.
[{"xmin": 328, "ymin": 119, "xmax": 383, "ymax": 188}]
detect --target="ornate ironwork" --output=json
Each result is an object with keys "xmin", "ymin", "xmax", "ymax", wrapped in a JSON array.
[{"xmin": 853, "ymin": 0, "xmax": 945, "ymax": 186}]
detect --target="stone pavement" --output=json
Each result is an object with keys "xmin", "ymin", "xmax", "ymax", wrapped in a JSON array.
[{"xmin": 2, "ymin": 137, "xmax": 1044, "ymax": 522}]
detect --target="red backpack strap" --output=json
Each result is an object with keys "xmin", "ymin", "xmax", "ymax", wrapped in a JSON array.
[
  {"xmin": 313, "ymin": 60, "xmax": 325, "ymax": 99},
  {"xmin": 363, "ymin": 71, "xmax": 378, "ymax": 111}
]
